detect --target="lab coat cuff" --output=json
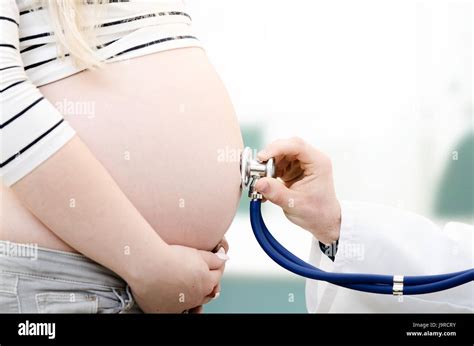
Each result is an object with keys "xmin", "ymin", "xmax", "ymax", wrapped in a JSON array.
[{"xmin": 332, "ymin": 200, "xmax": 362, "ymax": 268}]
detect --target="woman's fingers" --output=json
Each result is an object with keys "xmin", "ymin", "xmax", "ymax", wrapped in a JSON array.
[
  {"xmin": 189, "ymin": 306, "xmax": 204, "ymax": 314},
  {"xmin": 213, "ymin": 237, "xmax": 229, "ymax": 254},
  {"xmin": 205, "ymin": 283, "xmax": 221, "ymax": 301},
  {"xmin": 198, "ymin": 241, "xmax": 227, "ymax": 306},
  {"xmin": 212, "ymin": 283, "xmax": 221, "ymax": 298},
  {"xmin": 199, "ymin": 248, "xmax": 229, "ymax": 270},
  {"xmin": 208, "ymin": 268, "xmax": 224, "ymax": 288},
  {"xmin": 201, "ymin": 295, "xmax": 214, "ymax": 305},
  {"xmin": 200, "ymin": 282, "xmax": 221, "ymax": 306}
]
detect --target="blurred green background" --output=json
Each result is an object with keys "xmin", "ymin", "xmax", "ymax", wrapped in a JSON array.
[
  {"xmin": 205, "ymin": 275, "xmax": 307, "ymax": 313},
  {"xmin": 435, "ymin": 131, "xmax": 474, "ymax": 218}
]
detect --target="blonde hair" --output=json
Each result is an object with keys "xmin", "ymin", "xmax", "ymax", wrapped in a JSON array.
[{"xmin": 41, "ymin": 0, "xmax": 107, "ymax": 68}]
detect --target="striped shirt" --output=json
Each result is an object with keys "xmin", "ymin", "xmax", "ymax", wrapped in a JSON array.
[{"xmin": 0, "ymin": 0, "xmax": 200, "ymax": 186}]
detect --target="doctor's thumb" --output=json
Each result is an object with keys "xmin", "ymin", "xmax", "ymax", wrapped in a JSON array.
[{"xmin": 255, "ymin": 178, "xmax": 292, "ymax": 209}]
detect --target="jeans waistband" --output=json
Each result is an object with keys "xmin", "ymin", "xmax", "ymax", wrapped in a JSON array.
[{"xmin": 0, "ymin": 241, "xmax": 126, "ymax": 289}]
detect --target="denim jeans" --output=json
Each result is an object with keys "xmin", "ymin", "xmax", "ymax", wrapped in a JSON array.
[{"xmin": 0, "ymin": 241, "xmax": 142, "ymax": 313}]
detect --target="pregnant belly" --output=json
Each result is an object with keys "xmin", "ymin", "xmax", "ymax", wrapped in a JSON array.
[{"xmin": 34, "ymin": 47, "xmax": 243, "ymax": 251}]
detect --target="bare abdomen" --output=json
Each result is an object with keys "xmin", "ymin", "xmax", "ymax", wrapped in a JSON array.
[{"xmin": 3, "ymin": 47, "xmax": 243, "ymax": 252}]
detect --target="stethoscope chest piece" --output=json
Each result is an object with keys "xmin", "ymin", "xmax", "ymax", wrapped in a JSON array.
[{"xmin": 240, "ymin": 147, "xmax": 276, "ymax": 199}]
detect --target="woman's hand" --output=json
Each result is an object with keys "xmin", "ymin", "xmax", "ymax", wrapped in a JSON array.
[
  {"xmin": 130, "ymin": 243, "xmax": 229, "ymax": 313},
  {"xmin": 255, "ymin": 137, "xmax": 341, "ymax": 245},
  {"xmin": 208, "ymin": 237, "xmax": 229, "ymax": 299},
  {"xmin": 189, "ymin": 237, "xmax": 230, "ymax": 314}
]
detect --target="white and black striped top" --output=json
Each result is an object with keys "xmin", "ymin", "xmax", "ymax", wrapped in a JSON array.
[{"xmin": 0, "ymin": 0, "xmax": 200, "ymax": 186}]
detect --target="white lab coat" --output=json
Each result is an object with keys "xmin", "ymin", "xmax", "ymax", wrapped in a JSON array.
[{"xmin": 306, "ymin": 201, "xmax": 473, "ymax": 312}]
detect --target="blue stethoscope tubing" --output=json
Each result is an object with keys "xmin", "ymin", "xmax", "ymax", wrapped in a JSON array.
[{"xmin": 250, "ymin": 199, "xmax": 474, "ymax": 295}]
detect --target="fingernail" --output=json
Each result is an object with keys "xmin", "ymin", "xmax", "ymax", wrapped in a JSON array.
[
  {"xmin": 212, "ymin": 292, "xmax": 220, "ymax": 300},
  {"xmin": 216, "ymin": 250, "xmax": 229, "ymax": 261}
]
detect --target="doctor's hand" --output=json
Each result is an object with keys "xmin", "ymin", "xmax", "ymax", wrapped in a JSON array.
[{"xmin": 255, "ymin": 137, "xmax": 341, "ymax": 245}]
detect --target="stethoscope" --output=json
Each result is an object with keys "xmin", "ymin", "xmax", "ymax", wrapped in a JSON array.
[{"xmin": 240, "ymin": 147, "xmax": 474, "ymax": 295}]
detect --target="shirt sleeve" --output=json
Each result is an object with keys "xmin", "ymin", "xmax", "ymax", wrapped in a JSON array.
[
  {"xmin": 0, "ymin": 0, "xmax": 76, "ymax": 187},
  {"xmin": 306, "ymin": 201, "xmax": 473, "ymax": 313}
]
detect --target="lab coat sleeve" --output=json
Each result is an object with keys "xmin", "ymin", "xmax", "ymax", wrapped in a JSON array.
[{"xmin": 305, "ymin": 201, "xmax": 473, "ymax": 313}]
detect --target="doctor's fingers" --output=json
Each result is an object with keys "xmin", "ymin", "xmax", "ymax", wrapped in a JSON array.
[
  {"xmin": 279, "ymin": 160, "xmax": 305, "ymax": 184},
  {"xmin": 255, "ymin": 177, "xmax": 302, "ymax": 209},
  {"xmin": 257, "ymin": 137, "xmax": 318, "ymax": 165}
]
